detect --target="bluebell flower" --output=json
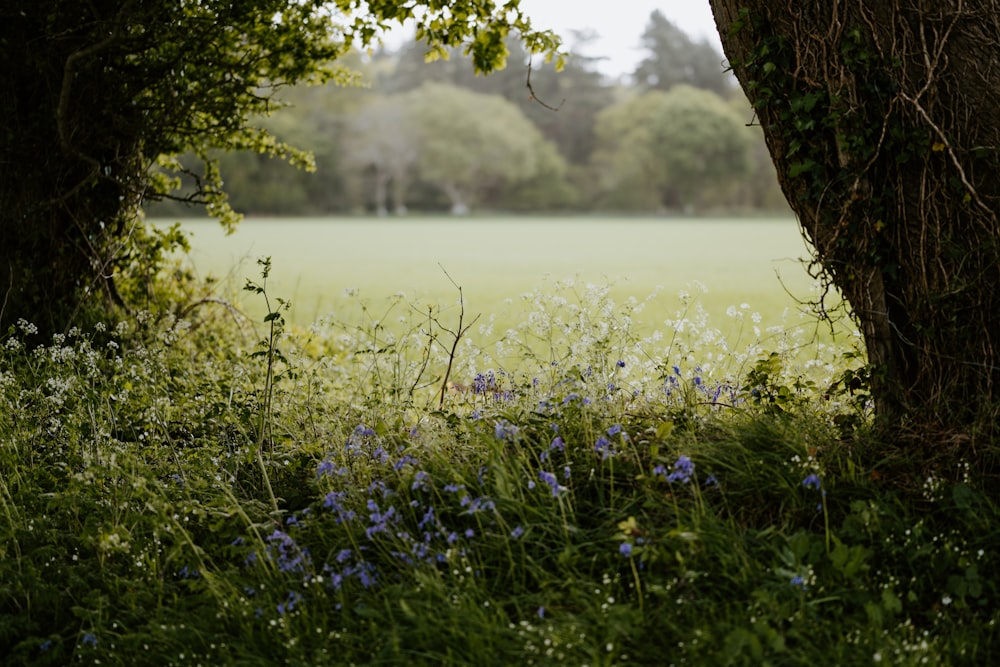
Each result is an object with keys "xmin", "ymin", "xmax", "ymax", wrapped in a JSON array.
[
  {"xmin": 616, "ymin": 360, "xmax": 626, "ymax": 368},
  {"xmin": 802, "ymin": 474, "xmax": 822, "ymax": 490},
  {"xmin": 277, "ymin": 591, "xmax": 303, "ymax": 615},
  {"xmin": 411, "ymin": 470, "xmax": 430, "ymax": 491},
  {"xmin": 607, "ymin": 424, "xmax": 622, "ymax": 437},
  {"xmin": 494, "ymin": 420, "xmax": 519, "ymax": 442},
  {"xmin": 466, "ymin": 497, "xmax": 496, "ymax": 513},
  {"xmin": 356, "ymin": 561, "xmax": 378, "ymax": 588},
  {"xmin": 538, "ymin": 606, "xmax": 546, "ymax": 618},
  {"xmin": 316, "ymin": 459, "xmax": 333, "ymax": 476},
  {"xmin": 619, "ymin": 542, "xmax": 633, "ymax": 557},
  {"xmin": 81, "ymin": 633, "xmax": 97, "ymax": 648},
  {"xmin": 539, "ymin": 470, "xmax": 566, "ymax": 496},
  {"xmin": 705, "ymin": 474, "xmax": 719, "ymax": 487},
  {"xmin": 653, "ymin": 464, "xmax": 668, "ymax": 478},
  {"xmin": 177, "ymin": 565, "xmax": 200, "ymax": 579},
  {"xmin": 790, "ymin": 575, "xmax": 805, "ymax": 587},
  {"xmin": 666, "ymin": 455, "xmax": 695, "ymax": 484},
  {"xmin": 564, "ymin": 465, "xmax": 571, "ymax": 480},
  {"xmin": 444, "ymin": 483, "xmax": 465, "ymax": 493},
  {"xmin": 40, "ymin": 639, "xmax": 53, "ymax": 651},
  {"xmin": 510, "ymin": 525, "xmax": 524, "ymax": 539},
  {"xmin": 465, "ymin": 528, "xmax": 475, "ymax": 539},
  {"xmin": 595, "ymin": 435, "xmax": 615, "ymax": 460},
  {"xmin": 394, "ymin": 453, "xmax": 419, "ymax": 471}
]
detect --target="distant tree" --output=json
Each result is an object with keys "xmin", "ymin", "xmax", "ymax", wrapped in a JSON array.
[
  {"xmin": 592, "ymin": 86, "xmax": 753, "ymax": 212},
  {"xmin": 0, "ymin": 0, "xmax": 561, "ymax": 334},
  {"xmin": 342, "ymin": 94, "xmax": 419, "ymax": 215},
  {"xmin": 404, "ymin": 83, "xmax": 567, "ymax": 214},
  {"xmin": 376, "ymin": 32, "xmax": 614, "ymax": 167},
  {"xmin": 634, "ymin": 10, "xmax": 733, "ymax": 95}
]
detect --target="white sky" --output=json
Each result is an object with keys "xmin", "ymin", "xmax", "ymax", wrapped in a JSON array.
[{"xmin": 518, "ymin": 1, "xmax": 722, "ymax": 76}]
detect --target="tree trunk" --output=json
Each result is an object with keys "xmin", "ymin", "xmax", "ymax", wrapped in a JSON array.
[
  {"xmin": 708, "ymin": 1, "xmax": 1000, "ymax": 441},
  {"xmin": 1, "ymin": 4, "xmax": 139, "ymax": 337}
]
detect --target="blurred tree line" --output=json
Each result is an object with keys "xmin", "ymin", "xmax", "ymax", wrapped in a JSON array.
[{"xmin": 152, "ymin": 11, "xmax": 788, "ymax": 217}]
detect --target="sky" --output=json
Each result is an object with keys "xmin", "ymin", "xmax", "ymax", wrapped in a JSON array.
[{"xmin": 518, "ymin": 0, "xmax": 722, "ymax": 77}]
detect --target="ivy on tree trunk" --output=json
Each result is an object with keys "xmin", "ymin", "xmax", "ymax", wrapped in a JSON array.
[{"xmin": 709, "ymin": 1, "xmax": 1000, "ymax": 444}]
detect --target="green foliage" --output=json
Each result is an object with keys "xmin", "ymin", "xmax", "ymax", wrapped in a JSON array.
[
  {"xmin": 0, "ymin": 0, "xmax": 563, "ymax": 332},
  {"xmin": 2, "ymin": 270, "xmax": 997, "ymax": 664},
  {"xmin": 592, "ymin": 86, "xmax": 755, "ymax": 211},
  {"xmin": 400, "ymin": 83, "xmax": 570, "ymax": 213}
]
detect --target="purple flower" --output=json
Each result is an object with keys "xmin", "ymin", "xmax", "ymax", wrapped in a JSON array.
[
  {"xmin": 607, "ymin": 424, "xmax": 622, "ymax": 437},
  {"xmin": 666, "ymin": 455, "xmax": 695, "ymax": 484},
  {"xmin": 619, "ymin": 542, "xmax": 633, "ymax": 557},
  {"xmin": 411, "ymin": 470, "xmax": 430, "ymax": 491},
  {"xmin": 510, "ymin": 525, "xmax": 524, "ymax": 539},
  {"xmin": 277, "ymin": 591, "xmax": 303, "ymax": 615},
  {"xmin": 616, "ymin": 360, "xmax": 626, "ymax": 368},
  {"xmin": 494, "ymin": 420, "xmax": 519, "ymax": 442},
  {"xmin": 802, "ymin": 474, "xmax": 822, "ymax": 490},
  {"xmin": 394, "ymin": 453, "xmax": 419, "ymax": 471},
  {"xmin": 81, "ymin": 633, "xmax": 97, "ymax": 648},
  {"xmin": 595, "ymin": 435, "xmax": 615, "ymax": 460},
  {"xmin": 539, "ymin": 470, "xmax": 566, "ymax": 496}
]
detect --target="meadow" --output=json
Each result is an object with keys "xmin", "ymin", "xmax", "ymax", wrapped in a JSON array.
[
  {"xmin": 175, "ymin": 215, "xmax": 822, "ymax": 325},
  {"xmin": 2, "ymin": 215, "xmax": 997, "ymax": 665}
]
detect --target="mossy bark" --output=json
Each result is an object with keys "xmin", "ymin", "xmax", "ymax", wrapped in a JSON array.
[{"xmin": 709, "ymin": 1, "xmax": 1000, "ymax": 441}]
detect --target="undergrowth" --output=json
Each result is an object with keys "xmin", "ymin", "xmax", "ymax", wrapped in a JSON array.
[{"xmin": 1, "ymin": 270, "xmax": 997, "ymax": 665}]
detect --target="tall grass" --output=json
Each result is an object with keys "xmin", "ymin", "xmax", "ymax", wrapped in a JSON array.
[{"xmin": 1, "ymin": 267, "xmax": 997, "ymax": 665}]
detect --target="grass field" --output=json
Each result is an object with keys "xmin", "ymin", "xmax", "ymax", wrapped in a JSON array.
[
  {"xmin": 9, "ymin": 217, "xmax": 998, "ymax": 665},
  {"xmin": 170, "ymin": 214, "xmax": 838, "ymax": 335}
]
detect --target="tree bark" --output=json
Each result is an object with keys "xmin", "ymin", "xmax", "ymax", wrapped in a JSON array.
[
  {"xmin": 0, "ymin": 5, "xmax": 136, "ymax": 336},
  {"xmin": 708, "ymin": 1, "xmax": 1000, "ymax": 441}
]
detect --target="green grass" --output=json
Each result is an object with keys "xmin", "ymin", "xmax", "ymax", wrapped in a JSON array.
[
  {"xmin": 171, "ymin": 215, "xmax": 825, "ymax": 329},
  {"xmin": 2, "ymin": 257, "xmax": 998, "ymax": 665}
]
